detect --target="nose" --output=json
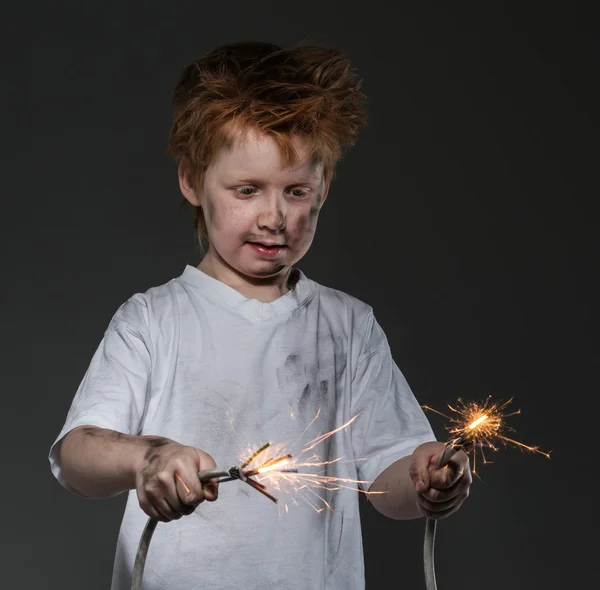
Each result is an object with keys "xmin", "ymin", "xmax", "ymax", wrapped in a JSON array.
[{"xmin": 257, "ymin": 192, "xmax": 285, "ymax": 231}]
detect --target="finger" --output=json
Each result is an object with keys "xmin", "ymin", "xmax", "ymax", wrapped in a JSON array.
[
  {"xmin": 157, "ymin": 497, "xmax": 182, "ymax": 521},
  {"xmin": 196, "ymin": 450, "xmax": 219, "ymax": 501},
  {"xmin": 418, "ymin": 494, "xmax": 462, "ymax": 514},
  {"xmin": 410, "ymin": 452, "xmax": 436, "ymax": 493},
  {"xmin": 418, "ymin": 486, "xmax": 469, "ymax": 512},
  {"xmin": 202, "ymin": 479, "xmax": 219, "ymax": 502},
  {"xmin": 143, "ymin": 476, "xmax": 183, "ymax": 521},
  {"xmin": 418, "ymin": 501, "xmax": 461, "ymax": 520},
  {"xmin": 460, "ymin": 440, "xmax": 475, "ymax": 454},
  {"xmin": 421, "ymin": 473, "xmax": 471, "ymax": 503},
  {"xmin": 175, "ymin": 472, "xmax": 205, "ymax": 510},
  {"xmin": 156, "ymin": 471, "xmax": 187, "ymax": 516},
  {"xmin": 137, "ymin": 491, "xmax": 170, "ymax": 523},
  {"xmin": 448, "ymin": 449, "xmax": 471, "ymax": 472},
  {"xmin": 144, "ymin": 505, "xmax": 169, "ymax": 522},
  {"xmin": 430, "ymin": 456, "xmax": 471, "ymax": 490}
]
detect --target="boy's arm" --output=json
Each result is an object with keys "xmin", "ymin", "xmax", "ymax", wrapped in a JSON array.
[
  {"xmin": 59, "ymin": 425, "xmax": 149, "ymax": 498},
  {"xmin": 59, "ymin": 425, "xmax": 219, "ymax": 522},
  {"xmin": 368, "ymin": 455, "xmax": 422, "ymax": 520},
  {"xmin": 368, "ymin": 441, "xmax": 472, "ymax": 521}
]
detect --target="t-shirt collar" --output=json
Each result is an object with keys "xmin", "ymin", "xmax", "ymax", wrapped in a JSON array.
[{"xmin": 179, "ymin": 265, "xmax": 315, "ymax": 321}]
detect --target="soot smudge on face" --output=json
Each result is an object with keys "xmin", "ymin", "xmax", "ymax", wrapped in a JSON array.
[
  {"xmin": 294, "ymin": 204, "xmax": 320, "ymax": 241},
  {"xmin": 202, "ymin": 193, "xmax": 218, "ymax": 230}
]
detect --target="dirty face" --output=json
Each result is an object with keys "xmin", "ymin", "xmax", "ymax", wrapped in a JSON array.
[{"xmin": 183, "ymin": 127, "xmax": 329, "ymax": 284}]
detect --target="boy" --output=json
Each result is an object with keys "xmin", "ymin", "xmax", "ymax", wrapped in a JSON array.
[{"xmin": 49, "ymin": 41, "xmax": 472, "ymax": 589}]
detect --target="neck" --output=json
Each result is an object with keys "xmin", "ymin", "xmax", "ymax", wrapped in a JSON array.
[{"xmin": 198, "ymin": 250, "xmax": 297, "ymax": 303}]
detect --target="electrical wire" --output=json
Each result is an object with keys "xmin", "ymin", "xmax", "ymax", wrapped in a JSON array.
[
  {"xmin": 132, "ymin": 443, "xmax": 464, "ymax": 590},
  {"xmin": 131, "ymin": 467, "xmax": 232, "ymax": 590},
  {"xmin": 423, "ymin": 438, "xmax": 467, "ymax": 590}
]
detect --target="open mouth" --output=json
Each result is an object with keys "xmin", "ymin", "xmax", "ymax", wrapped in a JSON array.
[
  {"xmin": 250, "ymin": 242, "xmax": 285, "ymax": 248},
  {"xmin": 246, "ymin": 242, "xmax": 286, "ymax": 257}
]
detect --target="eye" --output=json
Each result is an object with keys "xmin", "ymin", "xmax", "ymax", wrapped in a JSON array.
[
  {"xmin": 236, "ymin": 186, "xmax": 257, "ymax": 196},
  {"xmin": 288, "ymin": 187, "xmax": 309, "ymax": 198}
]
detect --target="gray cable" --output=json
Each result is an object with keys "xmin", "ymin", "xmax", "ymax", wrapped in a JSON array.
[
  {"xmin": 424, "ymin": 440, "xmax": 465, "ymax": 590},
  {"xmin": 131, "ymin": 447, "xmax": 461, "ymax": 590},
  {"xmin": 131, "ymin": 467, "xmax": 231, "ymax": 590}
]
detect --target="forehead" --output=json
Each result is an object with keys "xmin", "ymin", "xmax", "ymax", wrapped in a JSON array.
[{"xmin": 210, "ymin": 126, "xmax": 323, "ymax": 180}]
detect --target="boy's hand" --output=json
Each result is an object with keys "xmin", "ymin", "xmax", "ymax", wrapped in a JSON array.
[
  {"xmin": 134, "ymin": 437, "xmax": 219, "ymax": 522},
  {"xmin": 409, "ymin": 441, "xmax": 472, "ymax": 520}
]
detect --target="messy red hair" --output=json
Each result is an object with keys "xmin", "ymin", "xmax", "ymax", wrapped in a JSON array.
[{"xmin": 166, "ymin": 41, "xmax": 367, "ymax": 249}]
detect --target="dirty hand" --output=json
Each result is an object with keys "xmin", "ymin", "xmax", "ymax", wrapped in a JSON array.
[
  {"xmin": 134, "ymin": 436, "xmax": 218, "ymax": 522},
  {"xmin": 409, "ymin": 441, "xmax": 472, "ymax": 520}
]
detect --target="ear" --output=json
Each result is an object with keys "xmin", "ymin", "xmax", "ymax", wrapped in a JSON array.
[{"xmin": 178, "ymin": 161, "xmax": 202, "ymax": 207}]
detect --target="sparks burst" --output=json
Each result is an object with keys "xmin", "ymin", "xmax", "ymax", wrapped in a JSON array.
[
  {"xmin": 236, "ymin": 409, "xmax": 384, "ymax": 514},
  {"xmin": 422, "ymin": 396, "xmax": 551, "ymax": 473}
]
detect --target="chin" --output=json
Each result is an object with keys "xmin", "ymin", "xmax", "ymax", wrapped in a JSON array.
[
  {"xmin": 247, "ymin": 267, "xmax": 287, "ymax": 279},
  {"xmin": 238, "ymin": 261, "xmax": 288, "ymax": 279}
]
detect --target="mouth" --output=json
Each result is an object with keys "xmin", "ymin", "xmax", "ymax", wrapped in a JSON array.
[
  {"xmin": 249, "ymin": 242, "xmax": 285, "ymax": 248},
  {"xmin": 246, "ymin": 242, "xmax": 287, "ymax": 258}
]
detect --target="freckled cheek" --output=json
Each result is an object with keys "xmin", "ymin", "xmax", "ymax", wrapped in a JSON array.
[{"xmin": 208, "ymin": 201, "xmax": 248, "ymax": 238}]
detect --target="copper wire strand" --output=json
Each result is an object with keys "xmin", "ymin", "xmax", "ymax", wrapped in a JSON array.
[{"xmin": 239, "ymin": 442, "xmax": 272, "ymax": 470}]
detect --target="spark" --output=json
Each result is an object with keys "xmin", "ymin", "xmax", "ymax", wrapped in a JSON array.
[
  {"xmin": 301, "ymin": 412, "xmax": 362, "ymax": 452},
  {"xmin": 237, "ymin": 411, "xmax": 385, "ymax": 514},
  {"xmin": 257, "ymin": 455, "xmax": 291, "ymax": 473},
  {"xmin": 239, "ymin": 441, "xmax": 272, "ymax": 470},
  {"xmin": 469, "ymin": 414, "xmax": 488, "ymax": 430},
  {"xmin": 422, "ymin": 396, "xmax": 551, "ymax": 473},
  {"xmin": 176, "ymin": 474, "xmax": 191, "ymax": 494}
]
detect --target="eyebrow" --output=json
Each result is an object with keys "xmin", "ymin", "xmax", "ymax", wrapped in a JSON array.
[{"xmin": 227, "ymin": 174, "xmax": 321, "ymax": 185}]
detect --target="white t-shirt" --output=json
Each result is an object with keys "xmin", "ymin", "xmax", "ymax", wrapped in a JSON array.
[{"xmin": 49, "ymin": 265, "xmax": 435, "ymax": 590}]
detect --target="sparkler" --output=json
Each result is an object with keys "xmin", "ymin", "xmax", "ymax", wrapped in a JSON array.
[
  {"xmin": 422, "ymin": 395, "xmax": 551, "ymax": 474},
  {"xmin": 421, "ymin": 396, "xmax": 550, "ymax": 590}
]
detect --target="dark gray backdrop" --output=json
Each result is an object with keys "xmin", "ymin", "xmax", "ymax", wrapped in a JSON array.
[{"xmin": 2, "ymin": 1, "xmax": 596, "ymax": 589}]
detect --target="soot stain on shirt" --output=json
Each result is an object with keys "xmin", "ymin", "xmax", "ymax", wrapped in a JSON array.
[
  {"xmin": 279, "ymin": 350, "xmax": 335, "ymax": 419},
  {"xmin": 319, "ymin": 379, "xmax": 329, "ymax": 402},
  {"xmin": 285, "ymin": 353, "xmax": 298, "ymax": 368},
  {"xmin": 297, "ymin": 379, "xmax": 328, "ymax": 419},
  {"xmin": 332, "ymin": 337, "xmax": 348, "ymax": 383},
  {"xmin": 277, "ymin": 353, "xmax": 302, "ymax": 389},
  {"xmin": 278, "ymin": 352, "xmax": 306, "ymax": 417},
  {"xmin": 298, "ymin": 384, "xmax": 311, "ymax": 416}
]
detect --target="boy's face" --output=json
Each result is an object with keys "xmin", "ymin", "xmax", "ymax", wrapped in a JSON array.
[{"xmin": 181, "ymin": 128, "xmax": 329, "ymax": 285}]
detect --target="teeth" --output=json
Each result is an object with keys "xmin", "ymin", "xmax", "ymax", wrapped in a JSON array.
[{"xmin": 250, "ymin": 242, "xmax": 283, "ymax": 248}]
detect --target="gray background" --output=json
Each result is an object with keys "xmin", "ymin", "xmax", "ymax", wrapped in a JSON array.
[{"xmin": 2, "ymin": 1, "xmax": 596, "ymax": 588}]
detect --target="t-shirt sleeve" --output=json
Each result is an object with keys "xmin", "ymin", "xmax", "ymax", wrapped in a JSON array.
[
  {"xmin": 351, "ymin": 311, "xmax": 437, "ymax": 490},
  {"xmin": 48, "ymin": 298, "xmax": 152, "ymax": 494}
]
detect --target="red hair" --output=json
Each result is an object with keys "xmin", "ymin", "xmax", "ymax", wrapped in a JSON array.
[{"xmin": 166, "ymin": 41, "xmax": 367, "ymax": 247}]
